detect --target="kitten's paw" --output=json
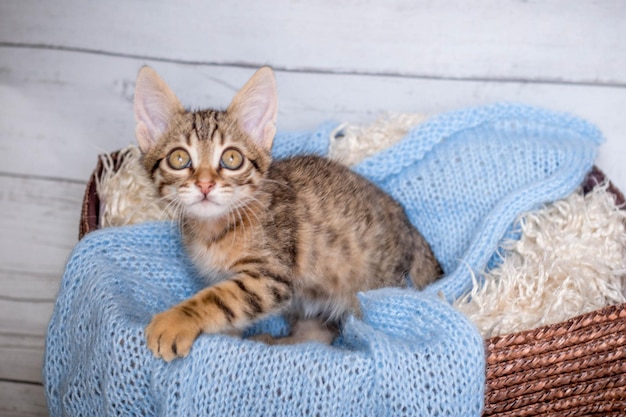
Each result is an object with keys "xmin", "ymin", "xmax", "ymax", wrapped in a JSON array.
[{"xmin": 145, "ymin": 308, "xmax": 202, "ymax": 362}]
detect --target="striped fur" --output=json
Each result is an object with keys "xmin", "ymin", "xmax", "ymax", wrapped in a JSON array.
[{"xmin": 136, "ymin": 66, "xmax": 441, "ymax": 361}]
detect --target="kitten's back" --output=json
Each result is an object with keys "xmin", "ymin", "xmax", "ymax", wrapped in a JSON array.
[{"xmin": 264, "ymin": 155, "xmax": 441, "ymax": 318}]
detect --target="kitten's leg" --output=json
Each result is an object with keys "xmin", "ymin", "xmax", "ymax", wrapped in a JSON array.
[
  {"xmin": 279, "ymin": 319, "xmax": 339, "ymax": 345},
  {"xmin": 408, "ymin": 231, "xmax": 443, "ymax": 289},
  {"xmin": 145, "ymin": 269, "xmax": 292, "ymax": 361},
  {"xmin": 252, "ymin": 319, "xmax": 338, "ymax": 345}
]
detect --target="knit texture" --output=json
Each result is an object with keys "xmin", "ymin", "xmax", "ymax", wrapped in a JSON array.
[
  {"xmin": 352, "ymin": 103, "xmax": 602, "ymax": 301},
  {"xmin": 44, "ymin": 103, "xmax": 601, "ymax": 416}
]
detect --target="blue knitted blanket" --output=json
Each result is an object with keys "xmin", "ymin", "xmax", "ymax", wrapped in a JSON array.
[{"xmin": 44, "ymin": 103, "xmax": 602, "ymax": 416}]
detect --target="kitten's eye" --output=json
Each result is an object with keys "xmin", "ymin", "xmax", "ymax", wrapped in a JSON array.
[
  {"xmin": 220, "ymin": 148, "xmax": 244, "ymax": 170},
  {"xmin": 167, "ymin": 148, "xmax": 191, "ymax": 170}
]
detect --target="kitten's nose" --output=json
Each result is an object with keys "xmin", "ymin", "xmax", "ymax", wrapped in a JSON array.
[{"xmin": 196, "ymin": 181, "xmax": 215, "ymax": 196}]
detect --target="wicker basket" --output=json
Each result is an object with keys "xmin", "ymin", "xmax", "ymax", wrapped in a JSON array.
[{"xmin": 79, "ymin": 154, "xmax": 626, "ymax": 415}]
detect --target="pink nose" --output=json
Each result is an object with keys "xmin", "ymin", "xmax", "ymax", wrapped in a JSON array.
[{"xmin": 197, "ymin": 181, "xmax": 215, "ymax": 195}]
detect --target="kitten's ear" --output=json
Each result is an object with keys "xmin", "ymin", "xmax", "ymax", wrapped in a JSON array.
[
  {"xmin": 227, "ymin": 67, "xmax": 277, "ymax": 150},
  {"xmin": 133, "ymin": 66, "xmax": 184, "ymax": 153}
]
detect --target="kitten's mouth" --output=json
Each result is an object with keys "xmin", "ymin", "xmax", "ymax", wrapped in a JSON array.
[
  {"xmin": 185, "ymin": 196, "xmax": 228, "ymax": 219},
  {"xmin": 195, "ymin": 196, "xmax": 220, "ymax": 206}
]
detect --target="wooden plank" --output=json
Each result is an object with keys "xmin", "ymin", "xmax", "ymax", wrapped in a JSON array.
[
  {"xmin": 0, "ymin": 174, "xmax": 82, "ymax": 387},
  {"xmin": 1, "ymin": 46, "xmax": 625, "ymax": 191},
  {"xmin": 0, "ymin": 299, "xmax": 53, "ymax": 346},
  {"xmin": 0, "ymin": 380, "xmax": 48, "ymax": 417},
  {"xmin": 0, "ymin": 50, "xmax": 136, "ymax": 182},
  {"xmin": 0, "ymin": 174, "xmax": 82, "ymax": 293},
  {"xmin": 0, "ymin": 174, "xmax": 83, "ymax": 341},
  {"xmin": 0, "ymin": 334, "xmax": 45, "ymax": 383},
  {"xmin": 0, "ymin": 0, "xmax": 624, "ymax": 85}
]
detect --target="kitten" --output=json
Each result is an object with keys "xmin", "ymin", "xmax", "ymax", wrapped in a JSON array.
[{"xmin": 135, "ymin": 66, "xmax": 441, "ymax": 361}]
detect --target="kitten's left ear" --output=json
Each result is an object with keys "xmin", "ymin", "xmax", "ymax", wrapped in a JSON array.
[{"xmin": 227, "ymin": 67, "xmax": 277, "ymax": 151}]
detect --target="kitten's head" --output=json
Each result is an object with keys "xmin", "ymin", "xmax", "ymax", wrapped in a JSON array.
[{"xmin": 133, "ymin": 66, "xmax": 277, "ymax": 220}]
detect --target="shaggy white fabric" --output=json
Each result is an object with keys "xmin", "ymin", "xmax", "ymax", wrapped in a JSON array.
[
  {"xmin": 454, "ymin": 184, "xmax": 626, "ymax": 338},
  {"xmin": 95, "ymin": 114, "xmax": 626, "ymax": 338},
  {"xmin": 97, "ymin": 146, "xmax": 176, "ymax": 228},
  {"xmin": 329, "ymin": 113, "xmax": 427, "ymax": 166}
]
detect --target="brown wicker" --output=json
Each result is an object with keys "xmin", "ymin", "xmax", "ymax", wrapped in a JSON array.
[
  {"xmin": 79, "ymin": 156, "xmax": 626, "ymax": 414},
  {"xmin": 79, "ymin": 150, "xmax": 123, "ymax": 240},
  {"xmin": 485, "ymin": 303, "xmax": 626, "ymax": 416}
]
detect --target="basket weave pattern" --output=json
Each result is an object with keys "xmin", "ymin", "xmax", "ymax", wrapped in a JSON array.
[{"xmin": 485, "ymin": 303, "xmax": 626, "ymax": 416}]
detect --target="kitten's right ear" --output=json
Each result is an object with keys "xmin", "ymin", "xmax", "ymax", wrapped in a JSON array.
[{"xmin": 133, "ymin": 66, "xmax": 184, "ymax": 153}]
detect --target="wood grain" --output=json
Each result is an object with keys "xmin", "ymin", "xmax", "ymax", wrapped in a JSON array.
[
  {"xmin": 2, "ymin": 46, "xmax": 626, "ymax": 191},
  {"xmin": 0, "ymin": 175, "xmax": 82, "ymax": 283},
  {"xmin": 0, "ymin": 174, "xmax": 83, "ymax": 389},
  {"xmin": 0, "ymin": 380, "xmax": 47, "ymax": 417},
  {"xmin": 0, "ymin": 334, "xmax": 45, "ymax": 383},
  {"xmin": 1, "ymin": 0, "xmax": 624, "ymax": 85}
]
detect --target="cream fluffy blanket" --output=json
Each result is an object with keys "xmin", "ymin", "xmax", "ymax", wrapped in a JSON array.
[
  {"xmin": 454, "ymin": 184, "xmax": 626, "ymax": 337},
  {"xmin": 96, "ymin": 114, "xmax": 626, "ymax": 337}
]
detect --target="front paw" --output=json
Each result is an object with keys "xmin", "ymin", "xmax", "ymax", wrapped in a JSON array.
[{"xmin": 145, "ymin": 308, "xmax": 202, "ymax": 362}]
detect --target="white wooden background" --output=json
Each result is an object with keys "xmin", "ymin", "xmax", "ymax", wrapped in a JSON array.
[{"xmin": 0, "ymin": 1, "xmax": 624, "ymax": 414}]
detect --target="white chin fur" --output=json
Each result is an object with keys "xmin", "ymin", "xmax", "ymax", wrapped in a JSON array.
[
  {"xmin": 174, "ymin": 185, "xmax": 249, "ymax": 220},
  {"xmin": 185, "ymin": 199, "xmax": 230, "ymax": 219}
]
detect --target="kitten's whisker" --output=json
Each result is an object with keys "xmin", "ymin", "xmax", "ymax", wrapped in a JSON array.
[
  {"xmin": 158, "ymin": 196, "xmax": 185, "ymax": 237},
  {"xmin": 233, "ymin": 208, "xmax": 242, "ymax": 251},
  {"xmin": 158, "ymin": 196, "xmax": 182, "ymax": 222},
  {"xmin": 262, "ymin": 178, "xmax": 293, "ymax": 192},
  {"xmin": 234, "ymin": 201, "xmax": 264, "ymax": 246},
  {"xmin": 235, "ymin": 197, "xmax": 263, "ymax": 228},
  {"xmin": 226, "ymin": 206, "xmax": 239, "ymax": 254},
  {"xmin": 235, "ymin": 197, "xmax": 265, "ymax": 227},
  {"xmin": 138, "ymin": 192, "xmax": 180, "ymax": 223}
]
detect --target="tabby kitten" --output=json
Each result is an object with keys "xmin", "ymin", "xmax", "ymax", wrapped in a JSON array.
[{"xmin": 136, "ymin": 66, "xmax": 441, "ymax": 362}]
